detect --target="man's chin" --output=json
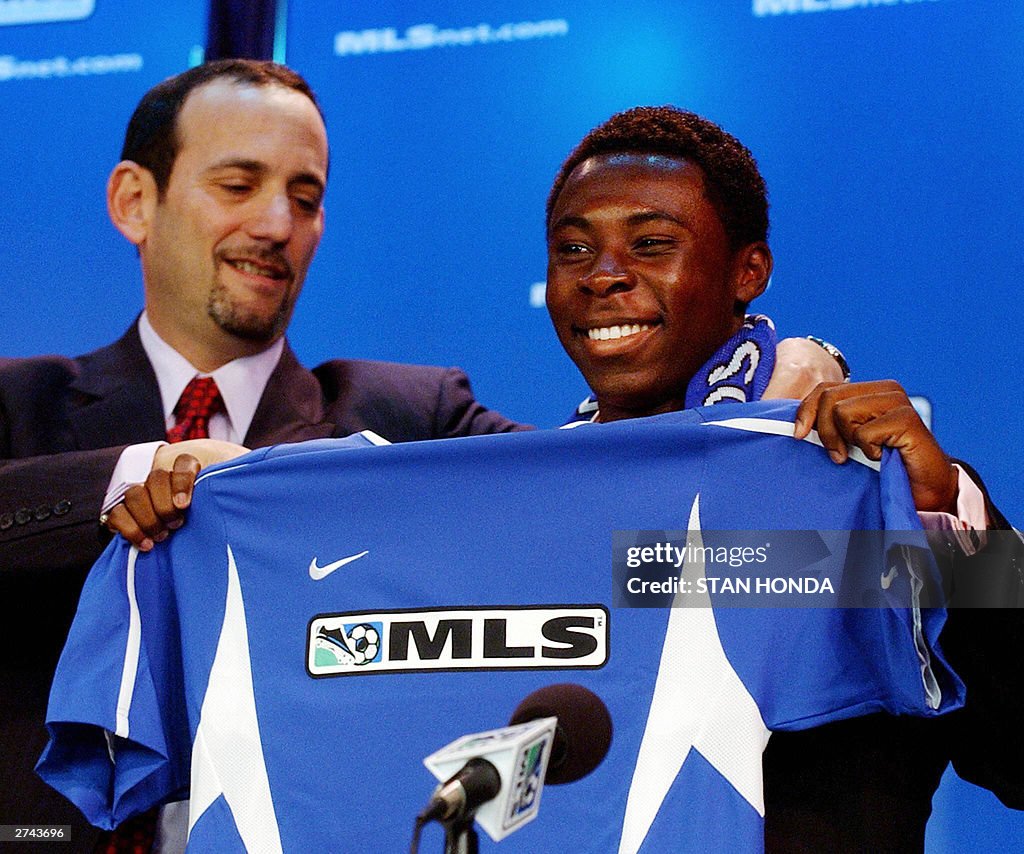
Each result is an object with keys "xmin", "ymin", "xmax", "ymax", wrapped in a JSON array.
[
  {"xmin": 208, "ymin": 296, "xmax": 292, "ymax": 344},
  {"xmin": 220, "ymin": 321, "xmax": 279, "ymax": 343}
]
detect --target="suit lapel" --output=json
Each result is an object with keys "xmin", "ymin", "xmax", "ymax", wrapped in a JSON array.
[
  {"xmin": 67, "ymin": 329, "xmax": 333, "ymax": 451},
  {"xmin": 244, "ymin": 344, "xmax": 335, "ymax": 447},
  {"xmin": 68, "ymin": 324, "xmax": 166, "ymax": 449}
]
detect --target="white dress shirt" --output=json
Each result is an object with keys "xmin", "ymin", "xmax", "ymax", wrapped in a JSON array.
[{"xmin": 102, "ymin": 313, "xmax": 284, "ymax": 511}]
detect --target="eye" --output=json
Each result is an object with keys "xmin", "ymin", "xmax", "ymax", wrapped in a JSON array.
[
  {"xmin": 634, "ymin": 236, "xmax": 676, "ymax": 254},
  {"xmin": 553, "ymin": 240, "xmax": 591, "ymax": 257},
  {"xmin": 292, "ymin": 195, "xmax": 321, "ymax": 214},
  {"xmin": 219, "ymin": 183, "xmax": 252, "ymax": 196}
]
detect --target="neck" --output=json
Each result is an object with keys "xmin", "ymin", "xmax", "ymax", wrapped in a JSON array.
[{"xmin": 596, "ymin": 393, "xmax": 687, "ymax": 423}]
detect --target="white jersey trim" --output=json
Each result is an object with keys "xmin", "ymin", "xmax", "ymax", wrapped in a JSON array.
[
  {"xmin": 188, "ymin": 545, "xmax": 283, "ymax": 852},
  {"xmin": 618, "ymin": 495, "xmax": 769, "ymax": 854},
  {"xmin": 358, "ymin": 429, "xmax": 391, "ymax": 446},
  {"xmin": 701, "ymin": 417, "xmax": 880, "ymax": 471},
  {"xmin": 114, "ymin": 546, "xmax": 143, "ymax": 739}
]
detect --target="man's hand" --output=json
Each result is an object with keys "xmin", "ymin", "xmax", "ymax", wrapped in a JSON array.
[
  {"xmin": 104, "ymin": 439, "xmax": 249, "ymax": 551},
  {"xmin": 794, "ymin": 380, "xmax": 958, "ymax": 513},
  {"xmin": 764, "ymin": 337, "xmax": 847, "ymax": 400}
]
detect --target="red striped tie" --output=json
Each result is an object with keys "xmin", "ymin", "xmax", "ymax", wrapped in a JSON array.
[{"xmin": 166, "ymin": 376, "xmax": 224, "ymax": 443}]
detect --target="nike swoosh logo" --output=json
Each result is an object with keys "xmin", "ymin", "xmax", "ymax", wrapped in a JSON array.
[
  {"xmin": 880, "ymin": 566, "xmax": 898, "ymax": 590},
  {"xmin": 309, "ymin": 550, "xmax": 369, "ymax": 580}
]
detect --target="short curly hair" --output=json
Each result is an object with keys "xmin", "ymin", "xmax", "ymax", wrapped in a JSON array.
[{"xmin": 546, "ymin": 106, "xmax": 769, "ymax": 250}]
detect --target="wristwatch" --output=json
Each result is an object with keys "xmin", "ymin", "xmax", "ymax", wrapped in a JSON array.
[{"xmin": 805, "ymin": 336, "xmax": 851, "ymax": 382}]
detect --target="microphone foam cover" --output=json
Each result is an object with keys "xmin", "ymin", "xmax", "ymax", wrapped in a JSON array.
[{"xmin": 509, "ymin": 683, "xmax": 613, "ymax": 785}]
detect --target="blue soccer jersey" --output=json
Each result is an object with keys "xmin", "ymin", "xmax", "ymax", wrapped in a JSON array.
[{"xmin": 39, "ymin": 403, "xmax": 963, "ymax": 853}]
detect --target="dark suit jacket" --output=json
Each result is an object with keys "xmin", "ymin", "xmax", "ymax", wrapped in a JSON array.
[{"xmin": 0, "ymin": 324, "xmax": 524, "ymax": 850}]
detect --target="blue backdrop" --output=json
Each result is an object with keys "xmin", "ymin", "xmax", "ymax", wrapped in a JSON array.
[
  {"xmin": 1, "ymin": 0, "xmax": 206, "ymax": 361},
  {"xmin": 2, "ymin": 0, "xmax": 1021, "ymax": 849},
  {"xmin": 281, "ymin": 0, "xmax": 1023, "ymax": 530}
]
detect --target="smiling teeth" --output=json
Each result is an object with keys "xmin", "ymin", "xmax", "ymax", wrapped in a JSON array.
[
  {"xmin": 588, "ymin": 323, "xmax": 649, "ymax": 341},
  {"xmin": 232, "ymin": 260, "xmax": 278, "ymax": 277}
]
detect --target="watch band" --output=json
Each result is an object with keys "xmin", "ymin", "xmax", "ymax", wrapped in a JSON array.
[{"xmin": 805, "ymin": 336, "xmax": 851, "ymax": 381}]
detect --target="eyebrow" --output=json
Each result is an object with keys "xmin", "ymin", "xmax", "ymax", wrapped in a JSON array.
[
  {"xmin": 549, "ymin": 210, "xmax": 689, "ymax": 233},
  {"xmin": 206, "ymin": 158, "xmax": 326, "ymax": 194},
  {"xmin": 626, "ymin": 210, "xmax": 688, "ymax": 228},
  {"xmin": 549, "ymin": 214, "xmax": 591, "ymax": 233}
]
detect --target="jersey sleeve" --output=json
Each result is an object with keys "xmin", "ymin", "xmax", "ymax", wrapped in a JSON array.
[
  {"xmin": 36, "ymin": 538, "xmax": 189, "ymax": 829},
  {"xmin": 862, "ymin": 448, "xmax": 965, "ymax": 717},
  {"xmin": 692, "ymin": 404, "xmax": 966, "ymax": 729}
]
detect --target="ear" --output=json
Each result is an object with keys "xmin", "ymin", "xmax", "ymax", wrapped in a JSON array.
[
  {"xmin": 731, "ymin": 241, "xmax": 773, "ymax": 305},
  {"xmin": 107, "ymin": 161, "xmax": 158, "ymax": 246}
]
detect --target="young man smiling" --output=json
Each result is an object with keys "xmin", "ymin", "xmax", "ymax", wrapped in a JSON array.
[
  {"xmin": 547, "ymin": 149, "xmax": 773, "ymax": 424},
  {"xmin": 544, "ymin": 105, "xmax": 1023, "ymax": 851},
  {"xmin": 545, "ymin": 108, "xmax": 968, "ymax": 513}
]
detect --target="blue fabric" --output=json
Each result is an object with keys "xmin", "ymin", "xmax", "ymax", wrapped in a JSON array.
[{"xmin": 39, "ymin": 407, "xmax": 962, "ymax": 852}]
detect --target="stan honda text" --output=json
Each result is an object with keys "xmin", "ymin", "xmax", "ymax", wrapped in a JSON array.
[{"xmin": 626, "ymin": 576, "xmax": 835, "ymax": 595}]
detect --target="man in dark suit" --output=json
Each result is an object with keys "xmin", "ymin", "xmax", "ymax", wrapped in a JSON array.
[{"xmin": 0, "ymin": 59, "xmax": 522, "ymax": 850}]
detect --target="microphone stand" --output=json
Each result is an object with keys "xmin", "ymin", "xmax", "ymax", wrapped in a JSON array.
[{"xmin": 443, "ymin": 815, "xmax": 479, "ymax": 854}]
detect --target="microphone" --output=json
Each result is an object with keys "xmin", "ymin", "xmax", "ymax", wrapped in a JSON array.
[
  {"xmin": 419, "ymin": 684, "xmax": 612, "ymax": 842},
  {"xmin": 418, "ymin": 757, "xmax": 502, "ymax": 825},
  {"xmin": 509, "ymin": 682, "xmax": 613, "ymax": 786}
]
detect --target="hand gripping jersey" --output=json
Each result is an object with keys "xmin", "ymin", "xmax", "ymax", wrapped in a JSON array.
[{"xmin": 39, "ymin": 402, "xmax": 963, "ymax": 853}]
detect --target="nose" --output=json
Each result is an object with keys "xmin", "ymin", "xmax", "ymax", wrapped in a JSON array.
[
  {"xmin": 578, "ymin": 248, "xmax": 633, "ymax": 297},
  {"xmin": 246, "ymin": 191, "xmax": 293, "ymax": 244}
]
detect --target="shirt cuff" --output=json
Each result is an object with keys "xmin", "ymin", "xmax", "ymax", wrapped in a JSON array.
[
  {"xmin": 101, "ymin": 441, "xmax": 167, "ymax": 515},
  {"xmin": 917, "ymin": 463, "xmax": 989, "ymax": 556}
]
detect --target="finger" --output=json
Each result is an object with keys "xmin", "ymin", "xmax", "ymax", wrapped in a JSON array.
[
  {"xmin": 847, "ymin": 404, "xmax": 920, "ymax": 461},
  {"xmin": 811, "ymin": 384, "xmax": 908, "ymax": 462},
  {"xmin": 793, "ymin": 381, "xmax": 842, "ymax": 439},
  {"xmin": 170, "ymin": 454, "xmax": 201, "ymax": 514},
  {"xmin": 122, "ymin": 482, "xmax": 168, "ymax": 542},
  {"xmin": 105, "ymin": 502, "xmax": 155, "ymax": 552},
  {"xmin": 141, "ymin": 467, "xmax": 181, "ymax": 526},
  {"xmin": 824, "ymin": 379, "xmax": 904, "ymax": 398},
  {"xmin": 830, "ymin": 391, "xmax": 911, "ymax": 450},
  {"xmin": 804, "ymin": 384, "xmax": 852, "ymax": 462},
  {"xmin": 798, "ymin": 379, "xmax": 905, "ymax": 438}
]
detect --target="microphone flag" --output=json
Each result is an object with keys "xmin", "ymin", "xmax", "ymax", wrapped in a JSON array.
[{"xmin": 423, "ymin": 717, "xmax": 557, "ymax": 841}]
